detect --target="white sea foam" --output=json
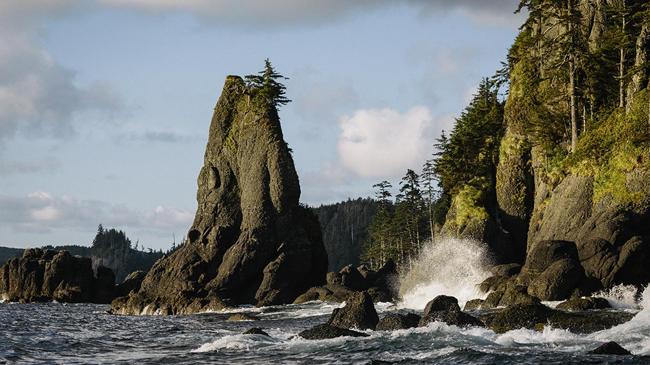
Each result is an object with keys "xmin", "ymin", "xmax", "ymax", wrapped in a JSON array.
[
  {"xmin": 192, "ymin": 333, "xmax": 279, "ymax": 353},
  {"xmin": 594, "ymin": 284, "xmax": 642, "ymax": 309},
  {"xmin": 398, "ymin": 237, "xmax": 493, "ymax": 309}
]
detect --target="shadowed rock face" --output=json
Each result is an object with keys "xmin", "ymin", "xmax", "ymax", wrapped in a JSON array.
[
  {"xmin": 111, "ymin": 76, "xmax": 327, "ymax": 315},
  {"xmin": 0, "ymin": 248, "xmax": 115, "ymax": 304}
]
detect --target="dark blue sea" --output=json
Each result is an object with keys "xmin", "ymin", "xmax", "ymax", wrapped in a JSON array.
[{"xmin": 1, "ymin": 299, "xmax": 650, "ymax": 365}]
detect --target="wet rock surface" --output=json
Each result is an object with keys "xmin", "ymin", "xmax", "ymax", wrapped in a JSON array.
[
  {"xmin": 298, "ymin": 324, "xmax": 369, "ymax": 340},
  {"xmin": 589, "ymin": 341, "xmax": 632, "ymax": 355},
  {"xmin": 419, "ymin": 295, "xmax": 484, "ymax": 328},
  {"xmin": 328, "ymin": 291, "xmax": 379, "ymax": 330},
  {"xmin": 376, "ymin": 313, "xmax": 421, "ymax": 331}
]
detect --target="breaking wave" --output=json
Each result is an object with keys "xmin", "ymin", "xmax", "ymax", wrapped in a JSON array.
[{"xmin": 398, "ymin": 237, "xmax": 494, "ymax": 309}]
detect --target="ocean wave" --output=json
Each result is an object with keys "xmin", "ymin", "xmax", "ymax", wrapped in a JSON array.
[{"xmin": 398, "ymin": 237, "xmax": 493, "ymax": 310}]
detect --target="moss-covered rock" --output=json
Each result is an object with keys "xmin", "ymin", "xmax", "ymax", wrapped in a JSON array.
[{"xmin": 111, "ymin": 76, "xmax": 328, "ymax": 315}]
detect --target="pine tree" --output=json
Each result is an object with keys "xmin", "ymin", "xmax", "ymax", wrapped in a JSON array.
[
  {"xmin": 421, "ymin": 158, "xmax": 437, "ymax": 242},
  {"xmin": 245, "ymin": 58, "xmax": 292, "ymax": 108}
]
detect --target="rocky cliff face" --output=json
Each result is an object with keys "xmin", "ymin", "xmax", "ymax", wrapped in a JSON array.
[
  {"xmin": 0, "ymin": 248, "xmax": 115, "ymax": 303},
  {"xmin": 111, "ymin": 76, "xmax": 327, "ymax": 315},
  {"xmin": 442, "ymin": 1, "xmax": 650, "ymax": 302}
]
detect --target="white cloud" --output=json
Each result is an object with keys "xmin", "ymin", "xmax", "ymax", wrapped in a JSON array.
[
  {"xmin": 96, "ymin": 0, "xmax": 521, "ymax": 28},
  {"xmin": 0, "ymin": 192, "xmax": 193, "ymax": 240},
  {"xmin": 0, "ymin": 1, "xmax": 123, "ymax": 146},
  {"xmin": 337, "ymin": 106, "xmax": 453, "ymax": 178}
]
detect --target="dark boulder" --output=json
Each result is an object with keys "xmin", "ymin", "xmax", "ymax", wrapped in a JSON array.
[
  {"xmin": 589, "ymin": 341, "xmax": 632, "ymax": 355},
  {"xmin": 243, "ymin": 327, "xmax": 269, "ymax": 336},
  {"xmin": 298, "ymin": 324, "xmax": 368, "ymax": 340},
  {"xmin": 419, "ymin": 295, "xmax": 484, "ymax": 327},
  {"xmin": 0, "ymin": 249, "xmax": 116, "ymax": 304},
  {"xmin": 376, "ymin": 313, "xmax": 421, "ymax": 331},
  {"xmin": 556, "ymin": 297, "xmax": 611, "ymax": 311},
  {"xmin": 527, "ymin": 258, "xmax": 586, "ymax": 300},
  {"xmin": 328, "ymin": 291, "xmax": 379, "ymax": 330},
  {"xmin": 339, "ymin": 265, "xmax": 366, "ymax": 291},
  {"xmin": 111, "ymin": 76, "xmax": 328, "ymax": 315},
  {"xmin": 423, "ymin": 295, "xmax": 460, "ymax": 314}
]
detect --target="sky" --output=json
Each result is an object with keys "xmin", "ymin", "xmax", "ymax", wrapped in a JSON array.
[{"xmin": 0, "ymin": 0, "xmax": 524, "ymax": 250}]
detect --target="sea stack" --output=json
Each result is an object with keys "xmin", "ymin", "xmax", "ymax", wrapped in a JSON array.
[{"xmin": 111, "ymin": 75, "xmax": 328, "ymax": 315}]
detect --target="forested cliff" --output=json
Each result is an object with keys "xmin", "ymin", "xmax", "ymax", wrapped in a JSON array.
[{"xmin": 362, "ymin": 1, "xmax": 650, "ymax": 295}]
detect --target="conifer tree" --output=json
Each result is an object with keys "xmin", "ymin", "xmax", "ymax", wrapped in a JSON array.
[{"xmin": 245, "ymin": 58, "xmax": 291, "ymax": 108}]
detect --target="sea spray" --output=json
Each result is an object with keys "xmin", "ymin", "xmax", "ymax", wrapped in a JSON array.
[
  {"xmin": 398, "ymin": 237, "xmax": 493, "ymax": 309},
  {"xmin": 594, "ymin": 284, "xmax": 644, "ymax": 309}
]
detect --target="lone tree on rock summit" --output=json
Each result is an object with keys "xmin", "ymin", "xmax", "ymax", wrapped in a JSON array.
[{"xmin": 245, "ymin": 58, "xmax": 291, "ymax": 108}]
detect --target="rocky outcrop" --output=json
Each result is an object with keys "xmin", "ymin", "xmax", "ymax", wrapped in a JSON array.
[
  {"xmin": 328, "ymin": 291, "xmax": 379, "ymax": 330},
  {"xmin": 0, "ymin": 249, "xmax": 115, "ymax": 303},
  {"xmin": 482, "ymin": 302, "xmax": 633, "ymax": 334},
  {"xmin": 111, "ymin": 76, "xmax": 327, "ymax": 315},
  {"xmin": 294, "ymin": 260, "xmax": 397, "ymax": 304}
]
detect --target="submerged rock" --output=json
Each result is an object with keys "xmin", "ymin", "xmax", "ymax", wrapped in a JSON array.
[
  {"xmin": 376, "ymin": 313, "xmax": 421, "ymax": 331},
  {"xmin": 243, "ymin": 327, "xmax": 269, "ymax": 336},
  {"xmin": 589, "ymin": 341, "xmax": 632, "ymax": 355},
  {"xmin": 328, "ymin": 291, "xmax": 379, "ymax": 330},
  {"xmin": 111, "ymin": 76, "xmax": 328, "ymax": 315},
  {"xmin": 0, "ymin": 249, "xmax": 116, "ymax": 304},
  {"xmin": 227, "ymin": 313, "xmax": 259, "ymax": 321},
  {"xmin": 298, "ymin": 324, "xmax": 368, "ymax": 340}
]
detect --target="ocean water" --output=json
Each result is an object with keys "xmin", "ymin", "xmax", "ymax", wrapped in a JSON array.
[{"xmin": 2, "ymin": 238, "xmax": 650, "ymax": 364}]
